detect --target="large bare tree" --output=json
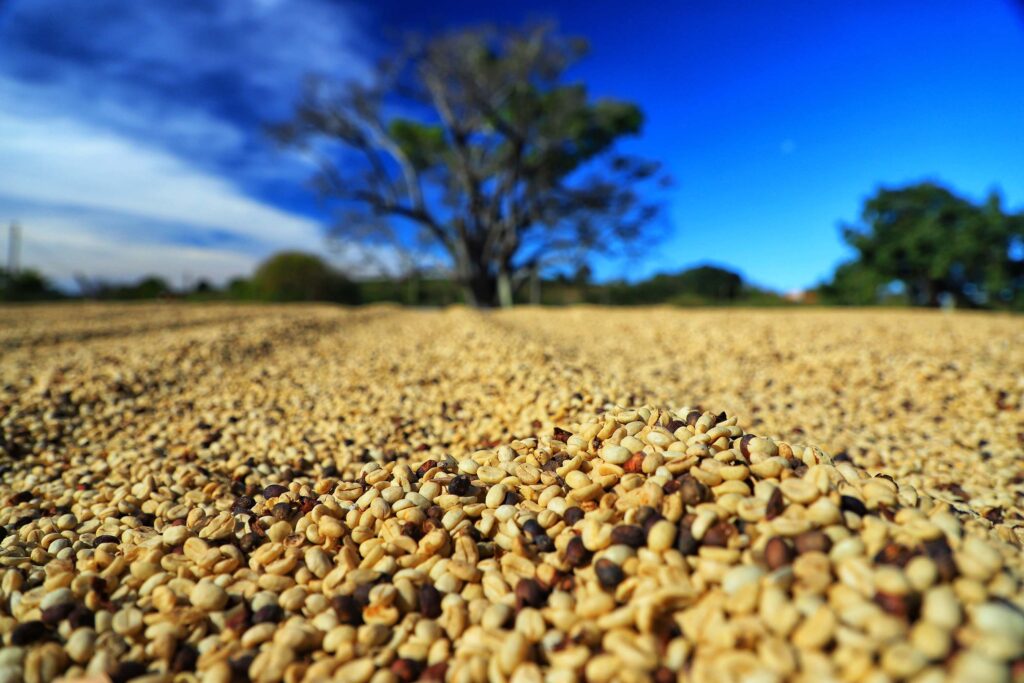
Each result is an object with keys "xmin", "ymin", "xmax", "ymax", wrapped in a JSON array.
[{"xmin": 274, "ymin": 24, "xmax": 666, "ymax": 307}]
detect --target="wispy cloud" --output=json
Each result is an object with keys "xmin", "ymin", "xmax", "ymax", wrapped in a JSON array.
[
  {"xmin": 0, "ymin": 109, "xmax": 414, "ymax": 287},
  {"xmin": 0, "ymin": 0, "xmax": 387, "ymax": 288}
]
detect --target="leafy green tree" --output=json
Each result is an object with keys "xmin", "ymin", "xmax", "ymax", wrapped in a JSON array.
[
  {"xmin": 274, "ymin": 23, "xmax": 665, "ymax": 308},
  {"xmin": 835, "ymin": 182, "xmax": 1024, "ymax": 307},
  {"xmin": 252, "ymin": 251, "xmax": 359, "ymax": 303},
  {"xmin": 0, "ymin": 267, "xmax": 62, "ymax": 302},
  {"xmin": 817, "ymin": 261, "xmax": 892, "ymax": 306}
]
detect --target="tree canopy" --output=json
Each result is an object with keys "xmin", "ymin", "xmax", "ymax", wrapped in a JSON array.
[
  {"xmin": 273, "ymin": 23, "xmax": 666, "ymax": 307},
  {"xmin": 822, "ymin": 182, "xmax": 1024, "ymax": 308}
]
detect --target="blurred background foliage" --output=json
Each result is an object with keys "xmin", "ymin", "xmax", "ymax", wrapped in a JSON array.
[{"xmin": 3, "ymin": 184, "xmax": 1022, "ymax": 310}]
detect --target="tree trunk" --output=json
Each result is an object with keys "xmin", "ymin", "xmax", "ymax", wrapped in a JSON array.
[
  {"xmin": 497, "ymin": 269, "xmax": 514, "ymax": 308},
  {"xmin": 459, "ymin": 266, "xmax": 497, "ymax": 307},
  {"xmin": 529, "ymin": 267, "xmax": 541, "ymax": 305}
]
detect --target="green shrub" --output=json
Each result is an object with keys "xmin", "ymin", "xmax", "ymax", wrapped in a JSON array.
[{"xmin": 251, "ymin": 252, "xmax": 360, "ymax": 303}]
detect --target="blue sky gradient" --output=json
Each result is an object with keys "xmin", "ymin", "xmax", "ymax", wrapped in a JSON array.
[{"xmin": 1, "ymin": 0, "xmax": 1022, "ymax": 291}]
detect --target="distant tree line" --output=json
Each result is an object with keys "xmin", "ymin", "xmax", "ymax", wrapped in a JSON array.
[
  {"xmin": 0, "ymin": 267, "xmax": 63, "ymax": 302},
  {"xmin": 6, "ymin": 181, "xmax": 1021, "ymax": 311},
  {"xmin": 0, "ymin": 253, "xmax": 783, "ymax": 308},
  {"xmin": 818, "ymin": 182, "xmax": 1024, "ymax": 309}
]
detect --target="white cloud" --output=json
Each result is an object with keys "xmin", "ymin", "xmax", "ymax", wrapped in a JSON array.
[
  {"xmin": 14, "ymin": 211, "xmax": 257, "ymax": 287},
  {"xmin": 0, "ymin": 109, "xmax": 323, "ymax": 248},
  {"xmin": 0, "ymin": 0, "xmax": 393, "ymax": 289},
  {"xmin": 0, "ymin": 110, "xmax": 414, "ymax": 288}
]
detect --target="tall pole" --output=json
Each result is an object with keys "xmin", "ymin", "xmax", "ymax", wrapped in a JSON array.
[{"xmin": 7, "ymin": 222, "xmax": 20, "ymax": 276}]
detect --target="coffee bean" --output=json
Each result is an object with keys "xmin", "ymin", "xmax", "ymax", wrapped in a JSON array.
[
  {"xmin": 419, "ymin": 583, "xmax": 442, "ymax": 618},
  {"xmin": 764, "ymin": 536, "xmax": 795, "ymax": 570},
  {"xmin": 262, "ymin": 484, "xmax": 288, "ymax": 498},
  {"xmin": 595, "ymin": 559, "xmax": 625, "ymax": 591},
  {"xmin": 448, "ymin": 474, "xmax": 471, "ymax": 496},
  {"xmin": 515, "ymin": 578, "xmax": 547, "ymax": 610},
  {"xmin": 840, "ymin": 495, "xmax": 868, "ymax": 516},
  {"xmin": 252, "ymin": 604, "xmax": 283, "ymax": 624},
  {"xmin": 610, "ymin": 524, "xmax": 646, "ymax": 548},
  {"xmin": 564, "ymin": 507, "xmax": 584, "ymax": 525},
  {"xmin": 10, "ymin": 620, "xmax": 46, "ymax": 645},
  {"xmin": 794, "ymin": 530, "xmax": 832, "ymax": 554},
  {"xmin": 679, "ymin": 475, "xmax": 710, "ymax": 506},
  {"xmin": 40, "ymin": 603, "xmax": 74, "ymax": 626},
  {"xmin": 391, "ymin": 658, "xmax": 422, "ymax": 682},
  {"xmin": 565, "ymin": 536, "xmax": 591, "ymax": 568},
  {"xmin": 765, "ymin": 487, "xmax": 785, "ymax": 520},
  {"xmin": 702, "ymin": 522, "xmax": 732, "ymax": 547},
  {"xmin": 171, "ymin": 643, "xmax": 199, "ymax": 673},
  {"xmin": 676, "ymin": 525, "xmax": 698, "ymax": 556},
  {"xmin": 332, "ymin": 594, "xmax": 363, "ymax": 625}
]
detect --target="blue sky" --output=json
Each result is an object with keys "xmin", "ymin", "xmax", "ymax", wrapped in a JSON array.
[{"xmin": 1, "ymin": 1, "xmax": 1022, "ymax": 292}]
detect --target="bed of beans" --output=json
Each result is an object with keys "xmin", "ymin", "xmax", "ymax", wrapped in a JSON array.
[{"xmin": 0, "ymin": 304, "xmax": 1021, "ymax": 683}]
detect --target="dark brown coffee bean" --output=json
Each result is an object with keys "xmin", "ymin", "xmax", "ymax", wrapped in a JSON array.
[
  {"xmin": 563, "ymin": 507, "xmax": 584, "ymax": 525},
  {"xmin": 262, "ymin": 484, "xmax": 288, "ymax": 498},
  {"xmin": 271, "ymin": 502, "xmax": 293, "ymax": 520},
  {"xmin": 10, "ymin": 620, "xmax": 46, "ymax": 645},
  {"xmin": 840, "ymin": 495, "xmax": 867, "ymax": 516},
  {"xmin": 565, "ymin": 536, "xmax": 591, "ymax": 568},
  {"xmin": 666, "ymin": 419, "xmax": 686, "ymax": 434},
  {"xmin": 765, "ymin": 487, "xmax": 785, "ymax": 520},
  {"xmin": 111, "ymin": 662, "xmax": 149, "ymax": 683},
  {"xmin": 447, "ymin": 474, "xmax": 470, "ymax": 496},
  {"xmin": 676, "ymin": 525, "xmax": 698, "ymax": 555},
  {"xmin": 610, "ymin": 525, "xmax": 646, "ymax": 548},
  {"xmin": 67, "ymin": 606, "xmax": 94, "ymax": 629},
  {"xmin": 924, "ymin": 537, "xmax": 958, "ymax": 582},
  {"xmin": 637, "ymin": 507, "xmax": 663, "ymax": 535},
  {"xmin": 353, "ymin": 583, "xmax": 373, "ymax": 607},
  {"xmin": 794, "ymin": 530, "xmax": 832, "ymax": 554},
  {"xmin": 238, "ymin": 532, "xmax": 260, "ymax": 553},
  {"xmin": 390, "ymin": 658, "xmax": 422, "ymax": 682},
  {"xmin": 228, "ymin": 654, "xmax": 254, "ymax": 683},
  {"xmin": 515, "ymin": 578, "xmax": 547, "ymax": 610},
  {"xmin": 534, "ymin": 533, "xmax": 555, "ymax": 552},
  {"xmin": 418, "ymin": 584, "xmax": 442, "ymax": 618},
  {"xmin": 40, "ymin": 603, "xmax": 75, "ymax": 626},
  {"xmin": 763, "ymin": 536, "xmax": 795, "ymax": 570},
  {"xmin": 332, "ymin": 594, "xmax": 363, "ymax": 625},
  {"xmin": 595, "ymin": 559, "xmax": 625, "ymax": 591},
  {"xmin": 252, "ymin": 604, "xmax": 283, "ymax": 624},
  {"xmin": 702, "ymin": 522, "xmax": 732, "ymax": 547},
  {"xmin": 679, "ymin": 475, "xmax": 710, "ymax": 506},
  {"xmin": 171, "ymin": 643, "xmax": 198, "ymax": 674}
]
